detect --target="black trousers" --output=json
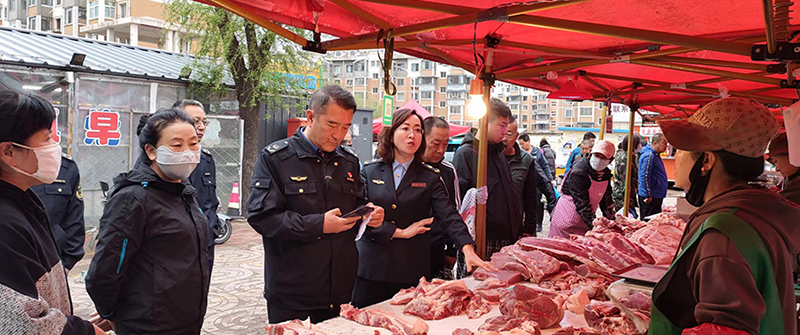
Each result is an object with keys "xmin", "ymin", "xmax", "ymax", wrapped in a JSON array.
[
  {"xmin": 267, "ymin": 300, "xmax": 339, "ymax": 324},
  {"xmin": 351, "ymin": 276, "xmax": 415, "ymax": 308},
  {"xmin": 535, "ymin": 200, "xmax": 545, "ymax": 230},
  {"xmin": 638, "ymin": 197, "xmax": 664, "ymax": 219}
]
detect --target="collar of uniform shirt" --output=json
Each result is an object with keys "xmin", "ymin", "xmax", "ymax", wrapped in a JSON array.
[
  {"xmin": 298, "ymin": 126, "xmax": 334, "ymax": 158},
  {"xmin": 392, "ymin": 158, "xmax": 413, "ymax": 188}
]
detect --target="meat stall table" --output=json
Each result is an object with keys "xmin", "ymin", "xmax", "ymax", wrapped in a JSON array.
[{"xmin": 316, "ymin": 277, "xmax": 590, "ymax": 335}]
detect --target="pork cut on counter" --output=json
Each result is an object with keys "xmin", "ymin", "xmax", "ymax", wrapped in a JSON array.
[
  {"xmin": 402, "ymin": 278, "xmax": 491, "ymax": 320},
  {"xmin": 265, "ymin": 319, "xmax": 341, "ymax": 335},
  {"xmin": 339, "ymin": 304, "xmax": 428, "ymax": 335},
  {"xmin": 499, "ymin": 285, "xmax": 564, "ymax": 329}
]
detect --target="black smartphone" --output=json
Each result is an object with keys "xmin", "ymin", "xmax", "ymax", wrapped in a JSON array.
[{"xmin": 341, "ymin": 205, "xmax": 374, "ymax": 218}]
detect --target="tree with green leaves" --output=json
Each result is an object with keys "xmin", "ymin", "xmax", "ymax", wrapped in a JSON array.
[{"xmin": 163, "ymin": 0, "xmax": 309, "ymax": 208}]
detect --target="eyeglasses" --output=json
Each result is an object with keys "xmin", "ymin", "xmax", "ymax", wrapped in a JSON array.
[{"xmin": 194, "ymin": 119, "xmax": 210, "ymax": 127}]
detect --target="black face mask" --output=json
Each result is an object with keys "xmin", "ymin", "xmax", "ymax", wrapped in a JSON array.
[{"xmin": 686, "ymin": 153, "xmax": 712, "ymax": 207}]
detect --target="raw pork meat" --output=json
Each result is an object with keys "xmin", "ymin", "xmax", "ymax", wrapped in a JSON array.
[
  {"xmin": 403, "ymin": 278, "xmax": 491, "ymax": 320},
  {"xmin": 473, "ymin": 245, "xmax": 531, "ymax": 284},
  {"xmin": 499, "ymin": 285, "xmax": 564, "ymax": 329},
  {"xmin": 339, "ymin": 304, "xmax": 428, "ymax": 335},
  {"xmin": 628, "ymin": 223, "xmax": 683, "ymax": 265},
  {"xmin": 552, "ymin": 326, "xmax": 601, "ymax": 335},
  {"xmin": 478, "ymin": 315, "xmax": 542, "ymax": 335},
  {"xmin": 517, "ymin": 237, "xmax": 596, "ymax": 266},
  {"xmin": 473, "ymin": 277, "xmax": 510, "ymax": 303},
  {"xmin": 583, "ymin": 301, "xmax": 644, "ymax": 335},
  {"xmin": 507, "ymin": 248, "xmax": 568, "ymax": 283},
  {"xmin": 620, "ymin": 292, "xmax": 651, "ymax": 311},
  {"xmin": 390, "ymin": 287, "xmax": 417, "ymax": 305},
  {"xmin": 265, "ymin": 319, "xmax": 341, "ymax": 335}
]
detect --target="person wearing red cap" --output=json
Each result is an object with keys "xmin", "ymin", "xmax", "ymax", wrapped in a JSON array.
[
  {"xmin": 650, "ymin": 97, "xmax": 800, "ymax": 335},
  {"xmin": 767, "ymin": 132, "xmax": 800, "ymax": 205},
  {"xmin": 548, "ymin": 139, "xmax": 616, "ymax": 238}
]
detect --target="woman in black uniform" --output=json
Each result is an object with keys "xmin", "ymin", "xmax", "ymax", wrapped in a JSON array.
[{"xmin": 351, "ymin": 108, "xmax": 494, "ymax": 307}]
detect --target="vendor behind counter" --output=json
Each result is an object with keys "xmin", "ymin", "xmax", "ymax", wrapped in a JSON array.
[{"xmin": 651, "ymin": 97, "xmax": 800, "ymax": 335}]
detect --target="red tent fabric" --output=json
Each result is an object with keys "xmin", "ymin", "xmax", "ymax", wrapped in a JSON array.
[
  {"xmin": 196, "ymin": 0, "xmax": 799, "ymax": 113},
  {"xmin": 372, "ymin": 99, "xmax": 472, "ymax": 137}
]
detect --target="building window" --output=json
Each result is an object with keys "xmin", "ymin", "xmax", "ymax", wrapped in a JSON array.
[
  {"xmin": 449, "ymin": 106, "xmax": 462, "ymax": 114},
  {"xmin": 439, "ymin": 101, "xmax": 446, "ymax": 108},
  {"xmin": 41, "ymin": 17, "xmax": 51, "ymax": 31},
  {"xmin": 551, "ymin": 112, "xmax": 556, "ymax": 117},
  {"xmin": 551, "ymin": 121, "xmax": 557, "ymax": 126},
  {"xmin": 522, "ymin": 115, "xmax": 528, "ymax": 122},
  {"xmin": 334, "ymin": 51, "xmax": 341, "ymax": 56},
  {"xmin": 42, "ymin": 0, "xmax": 53, "ymax": 6},
  {"xmin": 510, "ymin": 104, "xmax": 519, "ymax": 111},
  {"xmin": 118, "ymin": 2, "xmax": 128, "ymax": 18},
  {"xmin": 531, "ymin": 104, "xmax": 537, "ymax": 110},
  {"xmin": 550, "ymin": 101, "xmax": 557, "ymax": 107},
  {"xmin": 440, "ymin": 71, "xmax": 447, "ymax": 78},
  {"xmin": 396, "ymin": 78, "xmax": 405, "ymax": 86},
  {"xmin": 538, "ymin": 94, "xmax": 547, "ymax": 101},
  {"xmin": 346, "ymin": 65, "xmax": 353, "ymax": 73},
  {"xmin": 346, "ymin": 79, "xmax": 353, "ymax": 87},
  {"xmin": 355, "ymin": 62, "xmax": 365, "ymax": 72},
  {"xmin": 53, "ymin": 18, "xmax": 61, "ymax": 31},
  {"xmin": 421, "ymin": 91, "xmax": 433, "ymax": 99},
  {"xmin": 538, "ymin": 104, "xmax": 547, "ymax": 111},
  {"xmin": 579, "ymin": 107, "xmax": 593, "ymax": 117},
  {"xmin": 523, "ymin": 105, "xmax": 528, "ymax": 111},
  {"xmin": 411, "ymin": 63, "xmax": 419, "ymax": 71},
  {"xmin": 55, "ymin": 0, "xmax": 61, "ymax": 5},
  {"xmin": 88, "ymin": 1, "xmax": 99, "ymax": 19},
  {"xmin": 372, "ymin": 101, "xmax": 379, "ymax": 108},
  {"xmin": 440, "ymin": 86, "xmax": 446, "ymax": 93},
  {"xmin": 372, "ymin": 87, "xmax": 379, "ymax": 94},
  {"xmin": 104, "ymin": 0, "xmax": 115, "ymax": 18},
  {"xmin": 412, "ymin": 92, "xmax": 419, "ymax": 101},
  {"xmin": 65, "ymin": 7, "xmax": 73, "ymax": 24},
  {"xmin": 370, "ymin": 60, "xmax": 377, "ymax": 67},
  {"xmin": 27, "ymin": 16, "xmax": 36, "ymax": 29},
  {"xmin": 447, "ymin": 92, "xmax": 466, "ymax": 99},
  {"xmin": 422, "ymin": 60, "xmax": 432, "ymax": 70},
  {"xmin": 334, "ymin": 79, "xmax": 341, "ymax": 85},
  {"xmin": 29, "ymin": 0, "xmax": 36, "ymax": 6},
  {"xmin": 372, "ymin": 73, "xmax": 379, "ymax": 79},
  {"xmin": 415, "ymin": 77, "xmax": 435, "ymax": 85},
  {"xmin": 354, "ymin": 78, "xmax": 365, "ymax": 86},
  {"xmin": 564, "ymin": 109, "xmax": 574, "ymax": 118},
  {"xmin": 349, "ymin": 51, "xmax": 355, "ymax": 56},
  {"xmin": 397, "ymin": 92, "xmax": 405, "ymax": 101},
  {"xmin": 523, "ymin": 96, "xmax": 528, "ymax": 101}
]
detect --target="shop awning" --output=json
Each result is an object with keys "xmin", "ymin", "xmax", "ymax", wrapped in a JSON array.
[{"xmin": 194, "ymin": 0, "xmax": 799, "ymax": 113}]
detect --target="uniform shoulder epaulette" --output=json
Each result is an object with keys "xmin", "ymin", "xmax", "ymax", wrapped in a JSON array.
[
  {"xmin": 61, "ymin": 152, "xmax": 74, "ymax": 162},
  {"xmin": 364, "ymin": 159, "xmax": 382, "ymax": 166},
  {"xmin": 201, "ymin": 147, "xmax": 212, "ymax": 156},
  {"xmin": 422, "ymin": 162, "xmax": 440, "ymax": 174},
  {"xmin": 266, "ymin": 139, "xmax": 291, "ymax": 154}
]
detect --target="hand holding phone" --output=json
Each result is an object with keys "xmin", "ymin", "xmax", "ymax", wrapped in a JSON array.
[{"xmin": 340, "ymin": 205, "xmax": 375, "ymax": 218}]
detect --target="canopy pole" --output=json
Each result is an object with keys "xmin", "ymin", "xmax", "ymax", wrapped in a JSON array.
[
  {"xmin": 631, "ymin": 59, "xmax": 782, "ymax": 86},
  {"xmin": 763, "ymin": 0, "xmax": 777, "ymax": 55},
  {"xmin": 623, "ymin": 103, "xmax": 638, "ymax": 217},
  {"xmin": 475, "ymin": 51, "xmax": 494, "ymax": 260},
  {"xmin": 329, "ymin": 0, "xmax": 392, "ymax": 29},
  {"xmin": 599, "ymin": 103, "xmax": 609, "ymax": 140},
  {"xmin": 652, "ymin": 56, "xmax": 770, "ymax": 71}
]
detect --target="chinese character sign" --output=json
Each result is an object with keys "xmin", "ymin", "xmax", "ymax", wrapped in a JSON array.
[
  {"xmin": 84, "ymin": 109, "xmax": 121, "ymax": 146},
  {"xmin": 51, "ymin": 107, "xmax": 61, "ymax": 143}
]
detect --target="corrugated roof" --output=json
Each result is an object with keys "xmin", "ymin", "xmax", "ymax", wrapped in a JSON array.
[{"xmin": 0, "ymin": 26, "xmax": 230, "ymax": 84}]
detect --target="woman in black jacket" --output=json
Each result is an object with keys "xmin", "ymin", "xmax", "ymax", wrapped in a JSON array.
[
  {"xmin": 352, "ymin": 108, "xmax": 493, "ymax": 308},
  {"xmin": 86, "ymin": 109, "xmax": 210, "ymax": 334},
  {"xmin": 0, "ymin": 91, "xmax": 102, "ymax": 335}
]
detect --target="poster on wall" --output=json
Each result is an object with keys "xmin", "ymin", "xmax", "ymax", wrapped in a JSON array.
[{"xmin": 84, "ymin": 108, "xmax": 121, "ymax": 146}]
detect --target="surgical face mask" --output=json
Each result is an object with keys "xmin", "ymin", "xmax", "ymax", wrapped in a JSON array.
[
  {"xmin": 9, "ymin": 142, "xmax": 62, "ymax": 184},
  {"xmin": 685, "ymin": 153, "xmax": 712, "ymax": 207},
  {"xmin": 155, "ymin": 146, "xmax": 200, "ymax": 181},
  {"xmin": 590, "ymin": 155, "xmax": 611, "ymax": 171}
]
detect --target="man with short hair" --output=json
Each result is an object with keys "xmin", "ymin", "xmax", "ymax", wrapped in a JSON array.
[
  {"xmin": 503, "ymin": 118, "xmax": 556, "ymax": 236},
  {"xmin": 453, "ymin": 98, "xmax": 522, "ymax": 258},
  {"xmin": 638, "ymin": 133, "xmax": 669, "ymax": 218},
  {"xmin": 247, "ymin": 85, "xmax": 385, "ymax": 323},
  {"xmin": 173, "ymin": 99, "xmax": 220, "ymax": 275},
  {"xmin": 565, "ymin": 132, "xmax": 596, "ymax": 173},
  {"xmin": 422, "ymin": 116, "xmax": 461, "ymax": 279}
]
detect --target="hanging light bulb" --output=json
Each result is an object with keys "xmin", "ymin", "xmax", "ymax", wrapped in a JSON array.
[{"xmin": 467, "ymin": 78, "xmax": 486, "ymax": 119}]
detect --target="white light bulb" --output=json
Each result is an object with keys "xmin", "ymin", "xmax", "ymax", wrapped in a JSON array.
[{"xmin": 467, "ymin": 95, "xmax": 487, "ymax": 119}]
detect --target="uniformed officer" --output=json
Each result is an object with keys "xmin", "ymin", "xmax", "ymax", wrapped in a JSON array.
[
  {"xmin": 352, "ymin": 108, "xmax": 493, "ymax": 308},
  {"xmin": 173, "ymin": 99, "xmax": 220, "ymax": 275},
  {"xmin": 247, "ymin": 85, "xmax": 385, "ymax": 324},
  {"xmin": 30, "ymin": 151, "xmax": 85, "ymax": 272}
]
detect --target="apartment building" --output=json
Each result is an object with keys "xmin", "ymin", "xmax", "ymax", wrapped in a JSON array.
[
  {"xmin": 0, "ymin": 0, "xmax": 187, "ymax": 52},
  {"xmin": 324, "ymin": 50, "xmax": 609, "ymax": 134}
]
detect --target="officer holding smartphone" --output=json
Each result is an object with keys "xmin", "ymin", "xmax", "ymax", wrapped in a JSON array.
[{"xmin": 247, "ymin": 86, "xmax": 384, "ymax": 324}]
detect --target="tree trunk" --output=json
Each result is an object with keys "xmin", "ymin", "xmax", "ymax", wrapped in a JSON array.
[{"xmin": 238, "ymin": 102, "xmax": 259, "ymax": 216}]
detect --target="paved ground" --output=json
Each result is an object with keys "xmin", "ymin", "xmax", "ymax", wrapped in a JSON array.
[{"xmin": 67, "ymin": 189, "xmax": 683, "ymax": 334}]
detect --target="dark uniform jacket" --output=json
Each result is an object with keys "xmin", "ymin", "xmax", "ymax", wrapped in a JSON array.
[
  {"xmin": 453, "ymin": 131, "xmax": 523, "ymax": 241},
  {"xmin": 506, "ymin": 143, "xmax": 556, "ymax": 234},
  {"xmin": 0, "ymin": 180, "xmax": 94, "ymax": 335},
  {"xmin": 86, "ymin": 164, "xmax": 210, "ymax": 335},
  {"xmin": 247, "ymin": 127, "xmax": 367, "ymax": 311},
  {"xmin": 188, "ymin": 149, "xmax": 219, "ymax": 254},
  {"xmin": 30, "ymin": 153, "xmax": 86, "ymax": 270},
  {"xmin": 428, "ymin": 160, "xmax": 460, "ymax": 259},
  {"xmin": 359, "ymin": 158, "xmax": 474, "ymax": 285}
]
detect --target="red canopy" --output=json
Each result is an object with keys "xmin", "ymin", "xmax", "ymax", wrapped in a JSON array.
[
  {"xmin": 372, "ymin": 99, "xmax": 471, "ymax": 136},
  {"xmin": 197, "ymin": 0, "xmax": 799, "ymax": 114}
]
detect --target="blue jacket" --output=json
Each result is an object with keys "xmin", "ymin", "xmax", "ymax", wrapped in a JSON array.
[
  {"xmin": 637, "ymin": 144, "xmax": 668, "ymax": 198},
  {"xmin": 565, "ymin": 147, "xmax": 582, "ymax": 173}
]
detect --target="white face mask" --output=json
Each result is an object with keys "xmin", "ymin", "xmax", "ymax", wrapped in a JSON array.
[
  {"xmin": 9, "ymin": 142, "xmax": 62, "ymax": 184},
  {"xmin": 590, "ymin": 155, "xmax": 611, "ymax": 171},
  {"xmin": 155, "ymin": 146, "xmax": 200, "ymax": 181}
]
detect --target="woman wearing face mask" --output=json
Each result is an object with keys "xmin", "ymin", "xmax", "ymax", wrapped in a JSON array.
[
  {"xmin": 612, "ymin": 135, "xmax": 642, "ymax": 217},
  {"xmin": 0, "ymin": 91, "xmax": 104, "ymax": 335},
  {"xmin": 548, "ymin": 140, "xmax": 616, "ymax": 238},
  {"xmin": 351, "ymin": 108, "xmax": 494, "ymax": 308},
  {"xmin": 86, "ymin": 109, "xmax": 210, "ymax": 335},
  {"xmin": 650, "ymin": 97, "xmax": 800, "ymax": 335}
]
